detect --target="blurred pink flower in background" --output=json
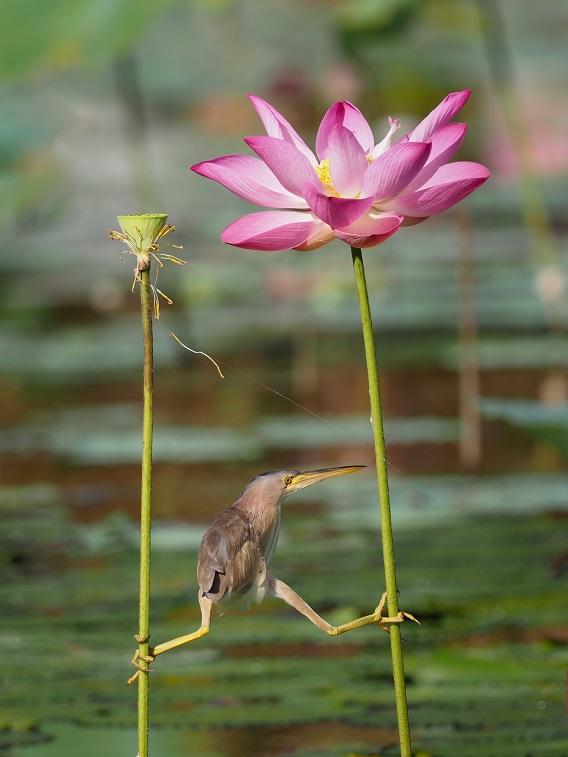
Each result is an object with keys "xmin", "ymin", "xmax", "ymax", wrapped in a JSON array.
[
  {"xmin": 192, "ymin": 91, "xmax": 489, "ymax": 251},
  {"xmin": 484, "ymin": 89, "xmax": 568, "ymax": 178}
]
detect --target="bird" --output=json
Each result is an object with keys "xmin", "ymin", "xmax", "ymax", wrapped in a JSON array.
[{"xmin": 128, "ymin": 465, "xmax": 416, "ymax": 683}]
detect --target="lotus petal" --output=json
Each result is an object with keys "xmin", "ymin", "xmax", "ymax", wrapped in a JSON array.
[
  {"xmin": 221, "ymin": 210, "xmax": 323, "ymax": 251},
  {"xmin": 316, "ymin": 100, "xmax": 375, "ymax": 159},
  {"xmin": 362, "ymin": 140, "xmax": 431, "ymax": 201},
  {"xmin": 381, "ymin": 162, "xmax": 490, "ymax": 217},
  {"xmin": 334, "ymin": 210, "xmax": 403, "ymax": 248},
  {"xmin": 409, "ymin": 90, "xmax": 470, "ymax": 143},
  {"xmin": 303, "ymin": 182, "xmax": 375, "ymax": 229},
  {"xmin": 248, "ymin": 95, "xmax": 317, "ymax": 164},
  {"xmin": 191, "ymin": 155, "xmax": 308, "ymax": 209},
  {"xmin": 245, "ymin": 136, "xmax": 318, "ymax": 198},
  {"xmin": 327, "ymin": 124, "xmax": 369, "ymax": 197}
]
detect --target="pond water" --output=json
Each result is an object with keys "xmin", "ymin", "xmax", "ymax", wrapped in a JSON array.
[{"xmin": 2, "ymin": 316, "xmax": 568, "ymax": 756}]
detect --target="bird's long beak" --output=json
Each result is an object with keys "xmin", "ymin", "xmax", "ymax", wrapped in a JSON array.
[{"xmin": 287, "ymin": 465, "xmax": 365, "ymax": 494}]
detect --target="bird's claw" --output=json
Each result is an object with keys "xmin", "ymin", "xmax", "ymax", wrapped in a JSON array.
[
  {"xmin": 127, "ymin": 637, "xmax": 156, "ymax": 686},
  {"xmin": 372, "ymin": 592, "xmax": 420, "ymax": 633}
]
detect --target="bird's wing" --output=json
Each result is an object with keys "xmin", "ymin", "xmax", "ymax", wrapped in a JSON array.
[{"xmin": 197, "ymin": 508, "xmax": 260, "ymax": 603}]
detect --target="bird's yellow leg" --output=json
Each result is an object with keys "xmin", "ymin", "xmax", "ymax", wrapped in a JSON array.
[
  {"xmin": 328, "ymin": 592, "xmax": 419, "ymax": 636},
  {"xmin": 268, "ymin": 575, "xmax": 335, "ymax": 632},
  {"xmin": 151, "ymin": 623, "xmax": 210, "ymax": 656},
  {"xmin": 127, "ymin": 593, "xmax": 212, "ymax": 685},
  {"xmin": 268, "ymin": 578, "xmax": 418, "ymax": 637},
  {"xmin": 127, "ymin": 646, "xmax": 155, "ymax": 686}
]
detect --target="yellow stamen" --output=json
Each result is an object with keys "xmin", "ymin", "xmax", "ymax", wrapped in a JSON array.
[{"xmin": 315, "ymin": 159, "xmax": 340, "ymax": 197}]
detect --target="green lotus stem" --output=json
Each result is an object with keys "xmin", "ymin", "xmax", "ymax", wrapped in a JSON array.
[
  {"xmin": 111, "ymin": 213, "xmax": 173, "ymax": 757},
  {"xmin": 351, "ymin": 246, "xmax": 412, "ymax": 757},
  {"xmin": 137, "ymin": 266, "xmax": 153, "ymax": 757}
]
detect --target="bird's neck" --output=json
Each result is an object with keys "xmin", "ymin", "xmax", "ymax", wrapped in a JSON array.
[{"xmin": 233, "ymin": 497, "xmax": 281, "ymax": 543}]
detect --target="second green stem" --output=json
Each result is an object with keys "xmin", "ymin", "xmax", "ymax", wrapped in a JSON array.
[
  {"xmin": 351, "ymin": 246, "xmax": 412, "ymax": 757},
  {"xmin": 138, "ymin": 268, "xmax": 154, "ymax": 757}
]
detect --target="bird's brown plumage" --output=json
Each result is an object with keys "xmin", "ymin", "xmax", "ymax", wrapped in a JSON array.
[{"xmin": 197, "ymin": 507, "xmax": 264, "ymax": 603}]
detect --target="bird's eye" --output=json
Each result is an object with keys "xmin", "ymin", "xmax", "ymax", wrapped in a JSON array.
[{"xmin": 284, "ymin": 476, "xmax": 293, "ymax": 486}]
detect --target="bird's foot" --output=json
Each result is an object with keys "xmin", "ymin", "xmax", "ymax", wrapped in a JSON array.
[
  {"xmin": 127, "ymin": 635, "xmax": 155, "ymax": 686},
  {"xmin": 327, "ymin": 592, "xmax": 419, "ymax": 637},
  {"xmin": 372, "ymin": 592, "xmax": 420, "ymax": 633}
]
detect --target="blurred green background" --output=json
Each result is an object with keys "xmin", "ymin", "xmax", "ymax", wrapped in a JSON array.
[{"xmin": 1, "ymin": 1, "xmax": 568, "ymax": 755}]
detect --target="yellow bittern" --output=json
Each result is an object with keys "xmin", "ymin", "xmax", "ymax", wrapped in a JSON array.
[{"xmin": 128, "ymin": 465, "xmax": 416, "ymax": 683}]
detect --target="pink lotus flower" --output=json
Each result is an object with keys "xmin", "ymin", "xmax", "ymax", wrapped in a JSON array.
[{"xmin": 191, "ymin": 91, "xmax": 489, "ymax": 251}]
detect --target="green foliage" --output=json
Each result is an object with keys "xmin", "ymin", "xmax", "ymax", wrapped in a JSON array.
[
  {"xmin": 0, "ymin": 0, "xmax": 179, "ymax": 79},
  {"xmin": 336, "ymin": 0, "xmax": 421, "ymax": 57}
]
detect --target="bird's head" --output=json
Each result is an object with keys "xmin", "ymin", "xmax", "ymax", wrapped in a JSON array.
[{"xmin": 239, "ymin": 465, "xmax": 365, "ymax": 509}]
